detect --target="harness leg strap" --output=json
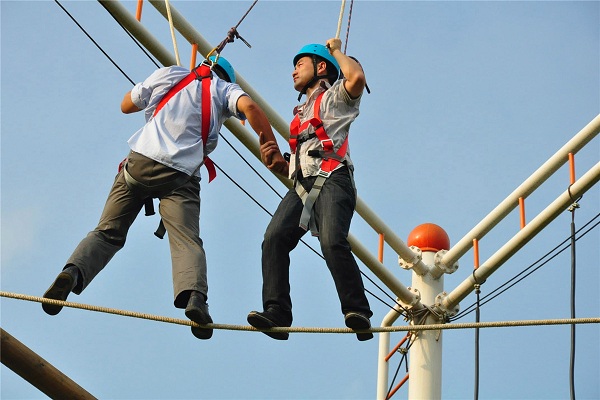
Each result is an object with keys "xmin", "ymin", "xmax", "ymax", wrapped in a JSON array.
[
  {"xmin": 296, "ymin": 174, "xmax": 327, "ymax": 236},
  {"xmin": 144, "ymin": 198, "xmax": 155, "ymax": 216},
  {"xmin": 154, "ymin": 219, "xmax": 166, "ymax": 239}
]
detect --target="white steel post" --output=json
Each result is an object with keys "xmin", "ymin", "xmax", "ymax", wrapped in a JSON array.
[
  {"xmin": 407, "ymin": 249, "xmax": 444, "ymax": 400},
  {"xmin": 398, "ymin": 223, "xmax": 456, "ymax": 400}
]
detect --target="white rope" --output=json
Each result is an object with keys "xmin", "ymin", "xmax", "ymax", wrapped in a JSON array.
[
  {"xmin": 2, "ymin": 291, "xmax": 599, "ymax": 334},
  {"xmin": 165, "ymin": 0, "xmax": 181, "ymax": 66},
  {"xmin": 335, "ymin": 0, "xmax": 347, "ymax": 39}
]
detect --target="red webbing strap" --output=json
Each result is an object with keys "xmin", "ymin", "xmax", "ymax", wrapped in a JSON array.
[
  {"xmin": 153, "ymin": 69, "xmax": 197, "ymax": 117},
  {"xmin": 288, "ymin": 91, "xmax": 348, "ymax": 173},
  {"xmin": 200, "ymin": 66, "xmax": 216, "ymax": 182},
  {"xmin": 289, "ymin": 92, "xmax": 326, "ymax": 153},
  {"xmin": 152, "ymin": 65, "xmax": 216, "ymax": 182},
  {"xmin": 320, "ymin": 134, "xmax": 348, "ymax": 173}
]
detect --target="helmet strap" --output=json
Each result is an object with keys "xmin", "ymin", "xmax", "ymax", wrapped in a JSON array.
[{"xmin": 297, "ymin": 55, "xmax": 331, "ymax": 101}]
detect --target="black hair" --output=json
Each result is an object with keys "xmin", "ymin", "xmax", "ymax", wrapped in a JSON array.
[
  {"xmin": 212, "ymin": 65, "xmax": 231, "ymax": 83},
  {"xmin": 313, "ymin": 55, "xmax": 339, "ymax": 85}
]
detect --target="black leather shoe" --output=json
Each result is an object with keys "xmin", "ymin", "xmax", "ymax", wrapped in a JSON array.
[
  {"xmin": 247, "ymin": 310, "xmax": 290, "ymax": 340},
  {"xmin": 42, "ymin": 269, "xmax": 77, "ymax": 315},
  {"xmin": 185, "ymin": 292, "xmax": 213, "ymax": 340},
  {"xmin": 345, "ymin": 312, "xmax": 374, "ymax": 341}
]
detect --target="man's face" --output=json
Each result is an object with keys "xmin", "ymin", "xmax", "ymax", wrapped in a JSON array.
[{"xmin": 292, "ymin": 56, "xmax": 318, "ymax": 92}]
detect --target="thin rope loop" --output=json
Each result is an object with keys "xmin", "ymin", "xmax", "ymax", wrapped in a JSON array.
[
  {"xmin": 164, "ymin": 0, "xmax": 181, "ymax": 66},
  {"xmin": 343, "ymin": 0, "xmax": 354, "ymax": 53},
  {"xmin": 335, "ymin": 0, "xmax": 347, "ymax": 39}
]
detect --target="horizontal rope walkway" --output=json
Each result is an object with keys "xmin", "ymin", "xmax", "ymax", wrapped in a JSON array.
[{"xmin": 2, "ymin": 291, "xmax": 599, "ymax": 334}]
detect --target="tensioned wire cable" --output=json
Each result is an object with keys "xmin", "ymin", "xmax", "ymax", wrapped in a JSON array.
[
  {"xmin": 53, "ymin": 0, "xmax": 411, "ymax": 319},
  {"xmin": 386, "ymin": 334, "xmax": 413, "ymax": 400},
  {"xmin": 98, "ymin": 1, "xmax": 161, "ymax": 69},
  {"xmin": 567, "ymin": 190, "xmax": 581, "ymax": 400},
  {"xmin": 450, "ymin": 213, "xmax": 599, "ymax": 321},
  {"xmin": 54, "ymin": 0, "xmax": 137, "ymax": 85}
]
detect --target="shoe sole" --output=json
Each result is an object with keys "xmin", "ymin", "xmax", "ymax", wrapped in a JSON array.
[
  {"xmin": 345, "ymin": 313, "xmax": 374, "ymax": 341},
  {"xmin": 190, "ymin": 325, "xmax": 213, "ymax": 340},
  {"xmin": 42, "ymin": 272, "xmax": 74, "ymax": 315},
  {"xmin": 186, "ymin": 308, "xmax": 213, "ymax": 340},
  {"xmin": 247, "ymin": 312, "xmax": 289, "ymax": 340}
]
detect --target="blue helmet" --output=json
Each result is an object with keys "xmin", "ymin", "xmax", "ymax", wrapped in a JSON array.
[
  {"xmin": 293, "ymin": 44, "xmax": 340, "ymax": 77},
  {"xmin": 208, "ymin": 55, "xmax": 236, "ymax": 83}
]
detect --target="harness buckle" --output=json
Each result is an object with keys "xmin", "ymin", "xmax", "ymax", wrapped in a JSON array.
[
  {"xmin": 320, "ymin": 138, "xmax": 334, "ymax": 152},
  {"xmin": 318, "ymin": 169, "xmax": 331, "ymax": 178}
]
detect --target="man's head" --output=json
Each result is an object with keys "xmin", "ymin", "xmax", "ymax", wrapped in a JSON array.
[
  {"xmin": 208, "ymin": 55, "xmax": 236, "ymax": 83},
  {"xmin": 292, "ymin": 44, "xmax": 340, "ymax": 95}
]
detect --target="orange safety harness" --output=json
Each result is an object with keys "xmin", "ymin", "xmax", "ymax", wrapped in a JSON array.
[
  {"xmin": 122, "ymin": 63, "xmax": 217, "ymax": 238},
  {"xmin": 289, "ymin": 90, "xmax": 352, "ymax": 235}
]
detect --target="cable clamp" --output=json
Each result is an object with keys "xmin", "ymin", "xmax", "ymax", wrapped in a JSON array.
[{"xmin": 567, "ymin": 184, "xmax": 583, "ymax": 212}]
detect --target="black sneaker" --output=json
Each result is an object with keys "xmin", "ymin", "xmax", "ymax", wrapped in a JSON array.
[
  {"xmin": 344, "ymin": 312, "xmax": 373, "ymax": 341},
  {"xmin": 42, "ymin": 269, "xmax": 76, "ymax": 315},
  {"xmin": 247, "ymin": 310, "xmax": 290, "ymax": 340},
  {"xmin": 185, "ymin": 292, "xmax": 213, "ymax": 340}
]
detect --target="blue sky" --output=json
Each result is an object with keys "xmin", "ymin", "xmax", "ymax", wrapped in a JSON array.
[{"xmin": 1, "ymin": 1, "xmax": 599, "ymax": 399}]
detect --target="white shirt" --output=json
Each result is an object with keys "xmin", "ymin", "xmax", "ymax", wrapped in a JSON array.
[
  {"xmin": 128, "ymin": 66, "xmax": 247, "ymax": 177},
  {"xmin": 288, "ymin": 79, "xmax": 361, "ymax": 180}
]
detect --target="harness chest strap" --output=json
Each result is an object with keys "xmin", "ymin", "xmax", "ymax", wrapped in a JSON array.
[{"xmin": 289, "ymin": 91, "xmax": 351, "ymax": 235}]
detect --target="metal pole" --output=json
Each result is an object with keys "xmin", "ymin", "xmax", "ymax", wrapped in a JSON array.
[
  {"xmin": 1, "ymin": 328, "xmax": 96, "ymax": 399},
  {"xmin": 441, "ymin": 162, "xmax": 600, "ymax": 312},
  {"xmin": 377, "ymin": 304, "xmax": 405, "ymax": 399},
  {"xmin": 440, "ymin": 114, "xmax": 600, "ymax": 270},
  {"xmin": 407, "ymin": 251, "xmax": 443, "ymax": 400}
]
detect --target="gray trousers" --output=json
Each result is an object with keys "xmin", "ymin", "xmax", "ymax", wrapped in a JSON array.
[{"xmin": 66, "ymin": 151, "xmax": 207, "ymax": 308}]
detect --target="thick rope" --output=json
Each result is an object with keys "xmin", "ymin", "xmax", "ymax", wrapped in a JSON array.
[
  {"xmin": 2, "ymin": 291, "xmax": 598, "ymax": 334},
  {"xmin": 164, "ymin": 0, "xmax": 181, "ymax": 66},
  {"xmin": 335, "ymin": 0, "xmax": 346, "ymax": 39}
]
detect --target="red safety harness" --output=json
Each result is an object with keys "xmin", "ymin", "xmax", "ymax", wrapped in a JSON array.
[
  {"xmin": 153, "ymin": 63, "xmax": 217, "ymax": 182},
  {"xmin": 289, "ymin": 91, "xmax": 349, "ymax": 176},
  {"xmin": 289, "ymin": 90, "xmax": 351, "ymax": 235},
  {"xmin": 121, "ymin": 63, "xmax": 218, "ymax": 239}
]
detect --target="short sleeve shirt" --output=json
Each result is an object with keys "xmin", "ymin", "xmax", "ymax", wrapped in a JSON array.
[
  {"xmin": 288, "ymin": 79, "xmax": 361, "ymax": 180},
  {"xmin": 127, "ymin": 66, "xmax": 247, "ymax": 177}
]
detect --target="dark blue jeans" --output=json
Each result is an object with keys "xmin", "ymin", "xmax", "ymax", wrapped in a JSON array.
[{"xmin": 261, "ymin": 168, "xmax": 372, "ymax": 324}]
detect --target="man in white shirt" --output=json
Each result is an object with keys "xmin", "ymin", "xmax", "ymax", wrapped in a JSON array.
[{"xmin": 43, "ymin": 57, "xmax": 281, "ymax": 340}]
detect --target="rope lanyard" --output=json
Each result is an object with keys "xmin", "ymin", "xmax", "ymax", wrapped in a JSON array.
[
  {"xmin": 205, "ymin": 0, "xmax": 258, "ymax": 63},
  {"xmin": 343, "ymin": 0, "xmax": 354, "ymax": 54},
  {"xmin": 335, "ymin": 0, "xmax": 346, "ymax": 39},
  {"xmin": 164, "ymin": 0, "xmax": 181, "ymax": 66}
]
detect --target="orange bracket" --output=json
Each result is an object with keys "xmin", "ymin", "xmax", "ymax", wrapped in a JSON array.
[
  {"xmin": 569, "ymin": 152, "xmax": 576, "ymax": 184},
  {"xmin": 136, "ymin": 0, "xmax": 143, "ymax": 21},
  {"xmin": 378, "ymin": 233, "xmax": 385, "ymax": 263},
  {"xmin": 190, "ymin": 43, "xmax": 198, "ymax": 70},
  {"xmin": 385, "ymin": 333, "xmax": 410, "ymax": 362},
  {"xmin": 473, "ymin": 238, "xmax": 480, "ymax": 270},
  {"xmin": 386, "ymin": 374, "xmax": 409, "ymax": 399},
  {"xmin": 519, "ymin": 197, "xmax": 526, "ymax": 229}
]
